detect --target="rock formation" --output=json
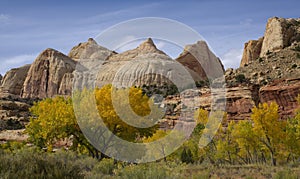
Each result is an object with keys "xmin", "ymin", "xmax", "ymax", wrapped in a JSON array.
[
  {"xmin": 21, "ymin": 48, "xmax": 76, "ymax": 99},
  {"xmin": 241, "ymin": 17, "xmax": 300, "ymax": 67},
  {"xmin": 176, "ymin": 41, "xmax": 224, "ymax": 80},
  {"xmin": 0, "ymin": 65, "xmax": 31, "ymax": 96},
  {"xmin": 68, "ymin": 38, "xmax": 114, "ymax": 61},
  {"xmin": 240, "ymin": 38, "xmax": 263, "ymax": 67},
  {"xmin": 162, "ymin": 17, "xmax": 300, "ymax": 128},
  {"xmin": 95, "ymin": 38, "xmax": 195, "ymax": 88},
  {"xmin": 260, "ymin": 17, "xmax": 300, "ymax": 57},
  {"xmin": 1, "ymin": 17, "xmax": 300, "ymax": 133},
  {"xmin": 259, "ymin": 79, "xmax": 300, "ymax": 118},
  {"xmin": 0, "ymin": 97, "xmax": 32, "ymax": 130}
]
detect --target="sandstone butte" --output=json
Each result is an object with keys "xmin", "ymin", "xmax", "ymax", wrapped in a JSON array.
[{"xmin": 0, "ymin": 17, "xmax": 300, "ymax": 139}]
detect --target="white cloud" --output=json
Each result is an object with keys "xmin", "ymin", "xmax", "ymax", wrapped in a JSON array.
[
  {"xmin": 0, "ymin": 14, "xmax": 10, "ymax": 24},
  {"xmin": 220, "ymin": 48, "xmax": 243, "ymax": 69},
  {"xmin": 0, "ymin": 54, "xmax": 37, "ymax": 75}
]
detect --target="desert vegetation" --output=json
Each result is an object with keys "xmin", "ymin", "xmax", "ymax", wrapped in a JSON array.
[{"xmin": 1, "ymin": 86, "xmax": 300, "ymax": 178}]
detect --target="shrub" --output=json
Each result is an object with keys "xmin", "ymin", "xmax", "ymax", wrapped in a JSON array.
[
  {"xmin": 181, "ymin": 148, "xmax": 194, "ymax": 164},
  {"xmin": 0, "ymin": 148, "xmax": 96, "ymax": 178},
  {"xmin": 115, "ymin": 163, "xmax": 168, "ymax": 179},
  {"xmin": 92, "ymin": 158, "xmax": 115, "ymax": 175},
  {"xmin": 235, "ymin": 74, "xmax": 246, "ymax": 83},
  {"xmin": 294, "ymin": 45, "xmax": 300, "ymax": 52}
]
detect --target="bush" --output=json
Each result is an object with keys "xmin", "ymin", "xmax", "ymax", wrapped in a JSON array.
[
  {"xmin": 92, "ymin": 158, "xmax": 115, "ymax": 175},
  {"xmin": 116, "ymin": 164, "xmax": 168, "ymax": 179},
  {"xmin": 235, "ymin": 74, "xmax": 246, "ymax": 83},
  {"xmin": 181, "ymin": 148, "xmax": 194, "ymax": 164},
  {"xmin": 293, "ymin": 45, "xmax": 300, "ymax": 52},
  {"xmin": 0, "ymin": 148, "xmax": 97, "ymax": 178}
]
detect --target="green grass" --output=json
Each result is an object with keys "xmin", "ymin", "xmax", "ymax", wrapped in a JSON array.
[{"xmin": 1, "ymin": 147, "xmax": 300, "ymax": 178}]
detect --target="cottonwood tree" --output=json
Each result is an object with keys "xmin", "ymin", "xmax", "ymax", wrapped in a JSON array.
[{"xmin": 27, "ymin": 85, "xmax": 159, "ymax": 160}]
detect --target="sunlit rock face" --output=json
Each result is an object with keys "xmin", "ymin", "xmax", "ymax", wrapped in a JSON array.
[
  {"xmin": 21, "ymin": 48, "xmax": 76, "ymax": 99},
  {"xmin": 0, "ymin": 64, "xmax": 31, "ymax": 96}
]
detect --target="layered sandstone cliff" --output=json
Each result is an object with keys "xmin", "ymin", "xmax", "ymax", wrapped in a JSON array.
[
  {"xmin": 176, "ymin": 41, "xmax": 224, "ymax": 81},
  {"xmin": 240, "ymin": 38, "xmax": 263, "ymax": 67},
  {"xmin": 0, "ymin": 17, "xmax": 300, "ymax": 133},
  {"xmin": 21, "ymin": 48, "xmax": 76, "ymax": 99},
  {"xmin": 95, "ymin": 38, "xmax": 198, "ymax": 88},
  {"xmin": 0, "ymin": 65, "xmax": 30, "ymax": 96},
  {"xmin": 240, "ymin": 17, "xmax": 300, "ymax": 67}
]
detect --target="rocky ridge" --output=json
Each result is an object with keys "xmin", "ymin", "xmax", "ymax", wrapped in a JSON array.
[
  {"xmin": 0, "ymin": 17, "xmax": 300, "ymax": 135},
  {"xmin": 0, "ymin": 37, "xmax": 221, "ymax": 134},
  {"xmin": 162, "ymin": 17, "xmax": 300, "ymax": 128},
  {"xmin": 241, "ymin": 17, "xmax": 300, "ymax": 67}
]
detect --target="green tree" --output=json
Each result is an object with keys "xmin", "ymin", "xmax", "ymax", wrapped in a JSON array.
[{"xmin": 181, "ymin": 147, "xmax": 194, "ymax": 164}]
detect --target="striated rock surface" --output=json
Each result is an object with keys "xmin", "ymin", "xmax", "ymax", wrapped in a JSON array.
[
  {"xmin": 176, "ymin": 41, "xmax": 224, "ymax": 81},
  {"xmin": 21, "ymin": 48, "xmax": 76, "ymax": 99},
  {"xmin": 1, "ymin": 16, "xmax": 300, "ymax": 133},
  {"xmin": 162, "ymin": 85, "xmax": 259, "ymax": 128},
  {"xmin": 0, "ymin": 93, "xmax": 33, "ymax": 131},
  {"xmin": 68, "ymin": 38, "xmax": 114, "ymax": 61},
  {"xmin": 95, "ymin": 38, "xmax": 196, "ymax": 88},
  {"xmin": 259, "ymin": 79, "xmax": 300, "ymax": 118},
  {"xmin": 260, "ymin": 17, "xmax": 300, "ymax": 57},
  {"xmin": 58, "ymin": 73, "xmax": 74, "ymax": 96},
  {"xmin": 225, "ymin": 85, "xmax": 259, "ymax": 121},
  {"xmin": 240, "ymin": 38, "xmax": 263, "ymax": 67},
  {"xmin": 109, "ymin": 38, "xmax": 166, "ymax": 61},
  {"xmin": 240, "ymin": 17, "xmax": 300, "ymax": 67},
  {"xmin": 0, "ymin": 65, "xmax": 31, "ymax": 95}
]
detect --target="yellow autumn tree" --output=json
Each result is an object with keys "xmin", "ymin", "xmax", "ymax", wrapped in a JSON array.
[
  {"xmin": 27, "ymin": 85, "xmax": 159, "ymax": 160},
  {"xmin": 285, "ymin": 95, "xmax": 300, "ymax": 161},
  {"xmin": 26, "ymin": 96, "xmax": 94, "ymax": 155},
  {"xmin": 251, "ymin": 102, "xmax": 286, "ymax": 166},
  {"xmin": 94, "ymin": 85, "xmax": 159, "ymax": 141}
]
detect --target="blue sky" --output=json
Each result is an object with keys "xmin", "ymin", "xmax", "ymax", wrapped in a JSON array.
[{"xmin": 0, "ymin": 0, "xmax": 299, "ymax": 75}]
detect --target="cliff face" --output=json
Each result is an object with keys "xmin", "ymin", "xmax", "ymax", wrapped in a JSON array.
[
  {"xmin": 240, "ymin": 38, "xmax": 263, "ymax": 67},
  {"xmin": 231, "ymin": 17, "xmax": 300, "ymax": 120},
  {"xmin": 162, "ymin": 17, "xmax": 300, "ymax": 128},
  {"xmin": 68, "ymin": 38, "xmax": 114, "ymax": 61},
  {"xmin": 259, "ymin": 79, "xmax": 300, "ymax": 118},
  {"xmin": 260, "ymin": 17, "xmax": 300, "ymax": 57},
  {"xmin": 176, "ymin": 41, "xmax": 224, "ymax": 81},
  {"xmin": 241, "ymin": 17, "xmax": 300, "ymax": 67},
  {"xmin": 0, "ymin": 65, "xmax": 31, "ymax": 96},
  {"xmin": 1, "ymin": 17, "xmax": 300, "ymax": 132},
  {"xmin": 95, "ymin": 38, "xmax": 198, "ymax": 88},
  {"xmin": 21, "ymin": 48, "xmax": 76, "ymax": 99}
]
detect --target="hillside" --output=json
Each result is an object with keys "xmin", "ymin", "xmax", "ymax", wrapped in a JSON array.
[{"xmin": 0, "ymin": 17, "xmax": 300, "ymax": 136}]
